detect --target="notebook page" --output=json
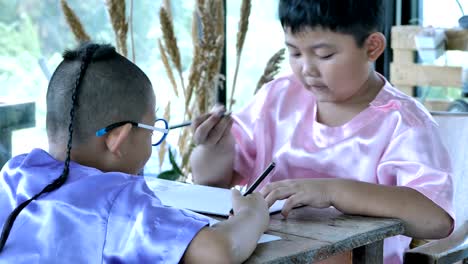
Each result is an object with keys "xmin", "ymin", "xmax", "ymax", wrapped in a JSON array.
[{"xmin": 146, "ymin": 178, "xmax": 285, "ymax": 217}]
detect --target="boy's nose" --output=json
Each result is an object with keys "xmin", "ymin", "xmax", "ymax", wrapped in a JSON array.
[{"xmin": 302, "ymin": 58, "xmax": 320, "ymax": 77}]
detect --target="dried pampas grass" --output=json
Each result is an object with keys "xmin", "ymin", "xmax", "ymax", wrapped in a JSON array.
[
  {"xmin": 159, "ymin": 7, "xmax": 186, "ymax": 96},
  {"xmin": 159, "ymin": 40, "xmax": 179, "ymax": 97},
  {"xmin": 186, "ymin": 0, "xmax": 224, "ymax": 116},
  {"xmin": 106, "ymin": 0, "xmax": 128, "ymax": 56},
  {"xmin": 163, "ymin": 0, "xmax": 172, "ymax": 19},
  {"xmin": 60, "ymin": 0, "xmax": 91, "ymax": 42},
  {"xmin": 228, "ymin": 0, "xmax": 251, "ymax": 110},
  {"xmin": 236, "ymin": 0, "xmax": 251, "ymax": 55},
  {"xmin": 165, "ymin": 0, "xmax": 225, "ymax": 179},
  {"xmin": 255, "ymin": 48, "xmax": 285, "ymax": 94}
]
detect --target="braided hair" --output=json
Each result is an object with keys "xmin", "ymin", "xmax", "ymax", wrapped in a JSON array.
[{"xmin": 0, "ymin": 43, "xmax": 139, "ymax": 252}]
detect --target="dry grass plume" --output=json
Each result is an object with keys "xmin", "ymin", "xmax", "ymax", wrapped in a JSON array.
[
  {"xmin": 155, "ymin": 0, "xmax": 226, "ymax": 180},
  {"xmin": 229, "ymin": 0, "xmax": 251, "ymax": 110},
  {"xmin": 186, "ymin": 0, "xmax": 224, "ymax": 116},
  {"xmin": 60, "ymin": 0, "xmax": 91, "ymax": 42},
  {"xmin": 163, "ymin": 0, "xmax": 172, "ymax": 18},
  {"xmin": 255, "ymin": 48, "xmax": 285, "ymax": 94},
  {"xmin": 159, "ymin": 39, "xmax": 179, "ymax": 97},
  {"xmin": 160, "ymin": 7, "xmax": 186, "ymax": 96},
  {"xmin": 106, "ymin": 0, "xmax": 128, "ymax": 56}
]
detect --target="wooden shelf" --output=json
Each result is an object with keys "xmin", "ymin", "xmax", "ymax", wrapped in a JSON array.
[
  {"xmin": 391, "ymin": 26, "xmax": 468, "ymax": 51},
  {"xmin": 390, "ymin": 26, "xmax": 468, "ymax": 111}
]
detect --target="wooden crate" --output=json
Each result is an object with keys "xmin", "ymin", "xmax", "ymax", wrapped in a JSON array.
[{"xmin": 390, "ymin": 26, "xmax": 468, "ymax": 111}]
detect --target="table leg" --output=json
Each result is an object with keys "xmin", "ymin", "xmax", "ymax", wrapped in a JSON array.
[
  {"xmin": 352, "ymin": 240, "xmax": 383, "ymax": 264},
  {"xmin": 0, "ymin": 130, "xmax": 12, "ymax": 169}
]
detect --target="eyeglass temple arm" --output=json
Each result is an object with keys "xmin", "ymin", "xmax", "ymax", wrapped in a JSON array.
[{"xmin": 137, "ymin": 123, "xmax": 169, "ymax": 133}]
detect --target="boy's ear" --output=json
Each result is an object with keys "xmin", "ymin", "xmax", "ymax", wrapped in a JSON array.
[
  {"xmin": 104, "ymin": 123, "xmax": 132, "ymax": 158},
  {"xmin": 365, "ymin": 32, "xmax": 386, "ymax": 62}
]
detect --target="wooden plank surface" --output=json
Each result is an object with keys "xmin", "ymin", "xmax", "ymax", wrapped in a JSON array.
[
  {"xmin": 396, "ymin": 85, "xmax": 414, "ymax": 96},
  {"xmin": 390, "ymin": 63, "xmax": 462, "ymax": 87},
  {"xmin": 391, "ymin": 26, "xmax": 421, "ymax": 50},
  {"xmin": 392, "ymin": 50, "xmax": 415, "ymax": 64},
  {"xmin": 245, "ymin": 207, "xmax": 405, "ymax": 263},
  {"xmin": 391, "ymin": 26, "xmax": 468, "ymax": 51}
]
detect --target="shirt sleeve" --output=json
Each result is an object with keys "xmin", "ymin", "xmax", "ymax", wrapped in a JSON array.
[
  {"xmin": 377, "ymin": 121, "xmax": 454, "ymax": 222},
  {"xmin": 102, "ymin": 180, "xmax": 210, "ymax": 263},
  {"xmin": 231, "ymin": 84, "xmax": 271, "ymax": 185}
]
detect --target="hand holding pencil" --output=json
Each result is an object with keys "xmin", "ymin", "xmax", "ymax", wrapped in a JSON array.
[
  {"xmin": 188, "ymin": 105, "xmax": 234, "ymax": 147},
  {"xmin": 229, "ymin": 162, "xmax": 276, "ymax": 215},
  {"xmin": 169, "ymin": 111, "xmax": 231, "ymax": 130},
  {"xmin": 189, "ymin": 105, "xmax": 236, "ymax": 188}
]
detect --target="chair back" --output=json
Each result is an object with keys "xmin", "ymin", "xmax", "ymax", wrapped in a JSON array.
[
  {"xmin": 432, "ymin": 112, "xmax": 468, "ymax": 229},
  {"xmin": 403, "ymin": 112, "xmax": 468, "ymax": 263}
]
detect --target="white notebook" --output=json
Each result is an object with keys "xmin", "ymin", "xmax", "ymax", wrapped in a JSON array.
[
  {"xmin": 145, "ymin": 178, "xmax": 282, "ymax": 244},
  {"xmin": 145, "ymin": 178, "xmax": 285, "ymax": 216}
]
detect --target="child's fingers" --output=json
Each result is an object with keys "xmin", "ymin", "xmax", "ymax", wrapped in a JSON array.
[
  {"xmin": 260, "ymin": 181, "xmax": 283, "ymax": 198},
  {"xmin": 231, "ymin": 188, "xmax": 242, "ymax": 198},
  {"xmin": 192, "ymin": 113, "xmax": 212, "ymax": 129},
  {"xmin": 230, "ymin": 188, "xmax": 242, "ymax": 212},
  {"xmin": 218, "ymin": 118, "xmax": 234, "ymax": 143},
  {"xmin": 211, "ymin": 104, "xmax": 226, "ymax": 113},
  {"xmin": 281, "ymin": 194, "xmax": 301, "ymax": 218},
  {"xmin": 264, "ymin": 186, "xmax": 294, "ymax": 207},
  {"xmin": 193, "ymin": 113, "xmax": 224, "ymax": 145},
  {"xmin": 205, "ymin": 117, "xmax": 232, "ymax": 145}
]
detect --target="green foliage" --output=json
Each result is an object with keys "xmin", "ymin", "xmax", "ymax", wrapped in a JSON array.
[
  {"xmin": 0, "ymin": 14, "xmax": 44, "ymax": 99},
  {"xmin": 0, "ymin": 15, "xmax": 40, "ymax": 59},
  {"xmin": 158, "ymin": 148, "xmax": 183, "ymax": 181}
]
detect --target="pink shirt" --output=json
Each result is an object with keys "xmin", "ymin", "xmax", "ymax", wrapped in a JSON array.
[{"xmin": 232, "ymin": 74, "xmax": 454, "ymax": 264}]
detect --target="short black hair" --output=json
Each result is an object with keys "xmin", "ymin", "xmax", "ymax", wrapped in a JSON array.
[
  {"xmin": 46, "ymin": 42, "xmax": 154, "ymax": 145},
  {"xmin": 279, "ymin": 0, "xmax": 384, "ymax": 47}
]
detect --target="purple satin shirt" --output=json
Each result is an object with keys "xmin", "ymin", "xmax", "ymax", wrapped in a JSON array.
[
  {"xmin": 232, "ymin": 74, "xmax": 454, "ymax": 264},
  {"xmin": 0, "ymin": 149, "xmax": 209, "ymax": 263}
]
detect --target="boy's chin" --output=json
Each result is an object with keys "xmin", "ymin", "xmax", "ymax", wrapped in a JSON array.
[{"xmin": 308, "ymin": 91, "xmax": 335, "ymax": 102}]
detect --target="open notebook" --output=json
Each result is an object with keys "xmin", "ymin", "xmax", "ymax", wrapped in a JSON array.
[
  {"xmin": 145, "ymin": 178, "xmax": 282, "ymax": 244},
  {"xmin": 145, "ymin": 178, "xmax": 285, "ymax": 216}
]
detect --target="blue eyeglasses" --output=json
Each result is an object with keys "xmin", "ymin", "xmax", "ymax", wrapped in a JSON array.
[{"xmin": 96, "ymin": 118, "xmax": 169, "ymax": 146}]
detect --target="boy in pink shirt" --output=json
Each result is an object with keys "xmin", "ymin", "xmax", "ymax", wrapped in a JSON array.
[{"xmin": 190, "ymin": 0, "xmax": 454, "ymax": 263}]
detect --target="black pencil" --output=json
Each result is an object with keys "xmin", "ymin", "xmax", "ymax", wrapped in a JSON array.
[
  {"xmin": 168, "ymin": 112, "xmax": 231, "ymax": 130},
  {"xmin": 229, "ymin": 161, "xmax": 276, "ymax": 215}
]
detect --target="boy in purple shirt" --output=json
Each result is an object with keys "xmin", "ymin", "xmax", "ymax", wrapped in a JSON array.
[{"xmin": 0, "ymin": 43, "xmax": 269, "ymax": 263}]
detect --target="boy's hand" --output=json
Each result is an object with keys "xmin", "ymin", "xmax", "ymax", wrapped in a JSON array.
[
  {"xmin": 260, "ymin": 179, "xmax": 334, "ymax": 218},
  {"xmin": 230, "ymin": 189, "xmax": 269, "ymax": 231},
  {"xmin": 192, "ymin": 105, "xmax": 234, "ymax": 149}
]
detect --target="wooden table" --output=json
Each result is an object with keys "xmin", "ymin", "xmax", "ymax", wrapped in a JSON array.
[
  {"xmin": 0, "ymin": 101, "xmax": 35, "ymax": 167},
  {"xmin": 246, "ymin": 207, "xmax": 405, "ymax": 263}
]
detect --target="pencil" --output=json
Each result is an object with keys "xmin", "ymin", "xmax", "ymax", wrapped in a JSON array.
[
  {"xmin": 229, "ymin": 161, "xmax": 276, "ymax": 215},
  {"xmin": 168, "ymin": 112, "xmax": 231, "ymax": 130}
]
